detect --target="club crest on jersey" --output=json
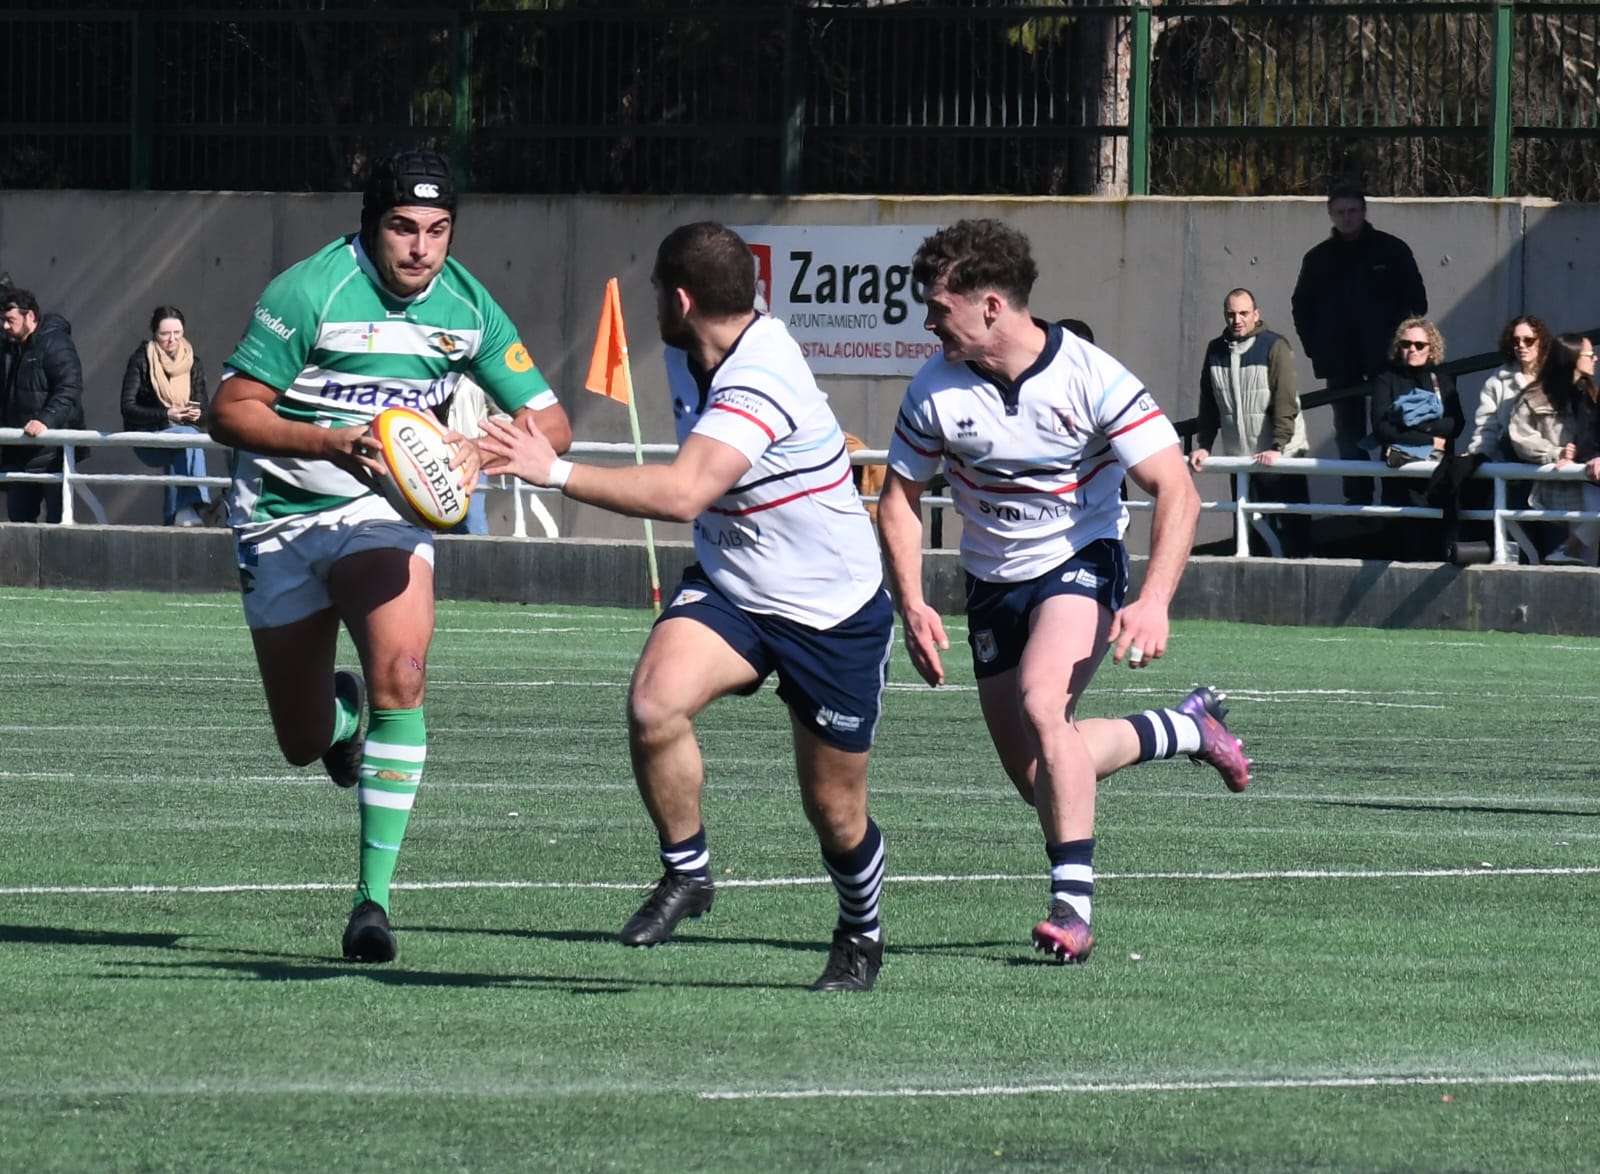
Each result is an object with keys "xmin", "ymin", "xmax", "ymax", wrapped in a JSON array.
[
  {"xmin": 1049, "ymin": 407, "xmax": 1079, "ymax": 434},
  {"xmin": 973, "ymin": 629, "xmax": 999, "ymax": 663},
  {"xmin": 427, "ymin": 331, "xmax": 463, "ymax": 356}
]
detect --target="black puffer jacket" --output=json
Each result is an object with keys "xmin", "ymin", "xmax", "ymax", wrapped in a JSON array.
[
  {"xmin": 1370, "ymin": 360, "xmax": 1463, "ymax": 456},
  {"xmin": 120, "ymin": 343, "xmax": 210, "ymax": 432},
  {"xmin": 1291, "ymin": 223, "xmax": 1428, "ymax": 384},
  {"xmin": 1, "ymin": 313, "xmax": 85, "ymax": 472}
]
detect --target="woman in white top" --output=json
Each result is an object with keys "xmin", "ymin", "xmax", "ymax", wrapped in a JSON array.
[{"xmin": 1468, "ymin": 315, "xmax": 1550, "ymax": 459}]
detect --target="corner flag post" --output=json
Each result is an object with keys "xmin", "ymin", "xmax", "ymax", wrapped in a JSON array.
[{"xmin": 585, "ymin": 278, "xmax": 663, "ymax": 615}]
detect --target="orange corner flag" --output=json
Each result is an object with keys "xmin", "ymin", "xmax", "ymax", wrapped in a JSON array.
[{"xmin": 585, "ymin": 278, "xmax": 631, "ymax": 404}]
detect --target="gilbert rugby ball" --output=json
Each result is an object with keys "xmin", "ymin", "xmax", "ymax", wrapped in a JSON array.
[{"xmin": 370, "ymin": 406, "xmax": 471, "ymax": 531}]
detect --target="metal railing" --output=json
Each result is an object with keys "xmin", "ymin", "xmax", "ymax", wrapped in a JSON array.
[
  {"xmin": 0, "ymin": 431, "xmax": 952, "ymax": 539},
  {"xmin": 4, "ymin": 3, "xmax": 1599, "ymax": 198},
  {"xmin": 3, "ymin": 428, "xmax": 1596, "ymax": 567}
]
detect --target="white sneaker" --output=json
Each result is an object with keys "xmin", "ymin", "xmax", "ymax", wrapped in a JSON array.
[{"xmin": 173, "ymin": 506, "xmax": 204, "ymax": 528}]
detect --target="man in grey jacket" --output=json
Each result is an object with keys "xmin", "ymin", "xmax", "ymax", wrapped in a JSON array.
[{"xmin": 1190, "ymin": 288, "xmax": 1310, "ymax": 557}]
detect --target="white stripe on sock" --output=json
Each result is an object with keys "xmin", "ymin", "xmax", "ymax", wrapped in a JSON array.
[
  {"xmin": 364, "ymin": 739, "xmax": 428, "ymax": 764},
  {"xmin": 357, "ymin": 788, "xmax": 417, "ymax": 811}
]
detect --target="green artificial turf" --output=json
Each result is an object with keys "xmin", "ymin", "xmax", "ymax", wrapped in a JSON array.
[{"xmin": 2, "ymin": 589, "xmax": 1598, "ymax": 1171}]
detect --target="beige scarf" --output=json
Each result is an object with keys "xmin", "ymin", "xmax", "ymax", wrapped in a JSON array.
[{"xmin": 146, "ymin": 338, "xmax": 194, "ymax": 410}]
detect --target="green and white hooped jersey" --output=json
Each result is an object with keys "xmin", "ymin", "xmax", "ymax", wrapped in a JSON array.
[{"xmin": 224, "ymin": 234, "xmax": 557, "ymax": 526}]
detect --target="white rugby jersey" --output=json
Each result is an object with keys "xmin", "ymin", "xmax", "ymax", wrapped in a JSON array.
[
  {"xmin": 888, "ymin": 323, "xmax": 1179, "ymax": 583},
  {"xmin": 666, "ymin": 315, "xmax": 882, "ymax": 628}
]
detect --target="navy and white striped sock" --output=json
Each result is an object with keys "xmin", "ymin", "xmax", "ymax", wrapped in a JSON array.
[
  {"xmin": 1126, "ymin": 708, "xmax": 1201, "ymax": 761},
  {"xmin": 821, "ymin": 818, "xmax": 885, "ymax": 942},
  {"xmin": 659, "ymin": 827, "xmax": 710, "ymax": 880},
  {"xmin": 1047, "ymin": 837, "xmax": 1095, "ymax": 923}
]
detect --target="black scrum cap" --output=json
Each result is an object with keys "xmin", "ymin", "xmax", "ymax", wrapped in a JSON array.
[{"xmin": 361, "ymin": 149, "xmax": 457, "ymax": 232}]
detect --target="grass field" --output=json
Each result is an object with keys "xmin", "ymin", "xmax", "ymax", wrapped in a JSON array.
[{"xmin": 4, "ymin": 588, "xmax": 1600, "ymax": 1171}]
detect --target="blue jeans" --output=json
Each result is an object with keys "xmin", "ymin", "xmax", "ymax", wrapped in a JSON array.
[{"xmin": 133, "ymin": 425, "xmax": 210, "ymax": 525}]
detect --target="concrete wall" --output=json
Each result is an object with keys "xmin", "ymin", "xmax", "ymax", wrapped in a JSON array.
[
  {"xmin": 5, "ymin": 524, "xmax": 1600, "ymax": 638},
  {"xmin": 3, "ymin": 192, "xmax": 1597, "ymax": 541}
]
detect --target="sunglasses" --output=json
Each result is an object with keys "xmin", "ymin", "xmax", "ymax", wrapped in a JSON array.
[
  {"xmin": 1512, "ymin": 336, "xmax": 1538, "ymax": 346},
  {"xmin": 1399, "ymin": 340, "xmax": 1430, "ymax": 351}
]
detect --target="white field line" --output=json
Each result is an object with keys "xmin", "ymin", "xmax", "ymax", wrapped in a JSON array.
[
  {"xmin": 0, "ymin": 1070, "xmax": 1594, "ymax": 1101},
  {"xmin": 5, "ymin": 864, "xmax": 1600, "ymax": 898},
  {"xmin": 697, "ymin": 1071, "xmax": 1600, "ymax": 1102}
]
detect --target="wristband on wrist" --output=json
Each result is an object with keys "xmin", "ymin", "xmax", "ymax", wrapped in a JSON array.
[{"xmin": 547, "ymin": 458, "xmax": 574, "ymax": 491}]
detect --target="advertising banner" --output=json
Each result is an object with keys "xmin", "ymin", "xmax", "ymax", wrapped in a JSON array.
[{"xmin": 734, "ymin": 225, "xmax": 943, "ymax": 376}]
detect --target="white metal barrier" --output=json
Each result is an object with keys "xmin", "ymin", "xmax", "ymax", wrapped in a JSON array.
[
  {"xmin": 0, "ymin": 428, "xmax": 1592, "ymax": 563},
  {"xmin": 1186, "ymin": 455, "xmax": 1593, "ymax": 564}
]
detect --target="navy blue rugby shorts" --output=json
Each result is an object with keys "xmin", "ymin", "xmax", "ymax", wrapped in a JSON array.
[
  {"xmin": 657, "ymin": 565, "xmax": 893, "ymax": 752},
  {"xmin": 963, "ymin": 538, "xmax": 1129, "ymax": 679}
]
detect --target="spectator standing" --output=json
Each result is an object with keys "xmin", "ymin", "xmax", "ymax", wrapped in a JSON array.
[
  {"xmin": 1509, "ymin": 333, "xmax": 1600, "ymax": 565},
  {"xmin": 1370, "ymin": 317, "xmax": 1463, "ymax": 561},
  {"xmin": 0, "ymin": 289, "xmax": 85, "ymax": 523},
  {"xmin": 1189, "ymin": 288, "xmax": 1310, "ymax": 557},
  {"xmin": 1291, "ymin": 180, "xmax": 1428, "ymax": 506},
  {"xmin": 121, "ymin": 305, "xmax": 212, "ymax": 527}
]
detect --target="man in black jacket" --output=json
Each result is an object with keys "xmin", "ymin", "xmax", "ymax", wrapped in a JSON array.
[
  {"xmin": 1, "ymin": 289, "xmax": 85, "ymax": 523},
  {"xmin": 1291, "ymin": 180, "xmax": 1428, "ymax": 506}
]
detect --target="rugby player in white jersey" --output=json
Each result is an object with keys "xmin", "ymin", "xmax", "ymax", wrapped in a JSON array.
[
  {"xmin": 878, "ymin": 219, "xmax": 1251, "ymax": 964},
  {"xmin": 209, "ymin": 149, "xmax": 572, "ymax": 963},
  {"xmin": 479, "ymin": 222, "xmax": 892, "ymax": 992}
]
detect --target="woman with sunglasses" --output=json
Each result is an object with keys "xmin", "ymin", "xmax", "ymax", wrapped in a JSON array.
[
  {"xmin": 1509, "ymin": 332, "xmax": 1600, "ymax": 565},
  {"xmin": 1370, "ymin": 317, "xmax": 1464, "ymax": 560},
  {"xmin": 1467, "ymin": 316, "xmax": 1551, "ymax": 460}
]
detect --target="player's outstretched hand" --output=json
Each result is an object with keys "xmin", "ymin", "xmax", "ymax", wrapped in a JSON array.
[
  {"xmin": 479, "ymin": 413, "xmax": 557, "ymax": 486},
  {"xmin": 1108, "ymin": 595, "xmax": 1170, "ymax": 670},
  {"xmin": 902, "ymin": 601, "xmax": 950, "ymax": 687}
]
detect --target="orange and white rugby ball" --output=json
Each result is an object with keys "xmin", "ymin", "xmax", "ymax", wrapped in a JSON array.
[{"xmin": 370, "ymin": 406, "xmax": 471, "ymax": 531}]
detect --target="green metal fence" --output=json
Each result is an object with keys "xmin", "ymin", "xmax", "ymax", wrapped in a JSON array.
[{"xmin": 3, "ymin": 2, "xmax": 1597, "ymax": 198}]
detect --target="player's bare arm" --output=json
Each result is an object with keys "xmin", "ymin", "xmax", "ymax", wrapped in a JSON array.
[
  {"xmin": 877, "ymin": 469, "xmax": 950, "ymax": 687},
  {"xmin": 209, "ymin": 372, "xmax": 384, "ymax": 480},
  {"xmin": 522, "ymin": 401, "xmax": 572, "ymax": 455},
  {"xmin": 479, "ymin": 416, "xmax": 749, "ymax": 522},
  {"xmin": 1108, "ymin": 443, "xmax": 1201, "ymax": 668}
]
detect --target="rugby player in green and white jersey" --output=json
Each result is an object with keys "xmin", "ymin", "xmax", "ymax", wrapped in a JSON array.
[{"xmin": 210, "ymin": 149, "xmax": 572, "ymax": 962}]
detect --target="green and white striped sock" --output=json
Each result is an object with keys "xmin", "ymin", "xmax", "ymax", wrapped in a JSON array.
[{"xmin": 355, "ymin": 706, "xmax": 427, "ymax": 913}]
